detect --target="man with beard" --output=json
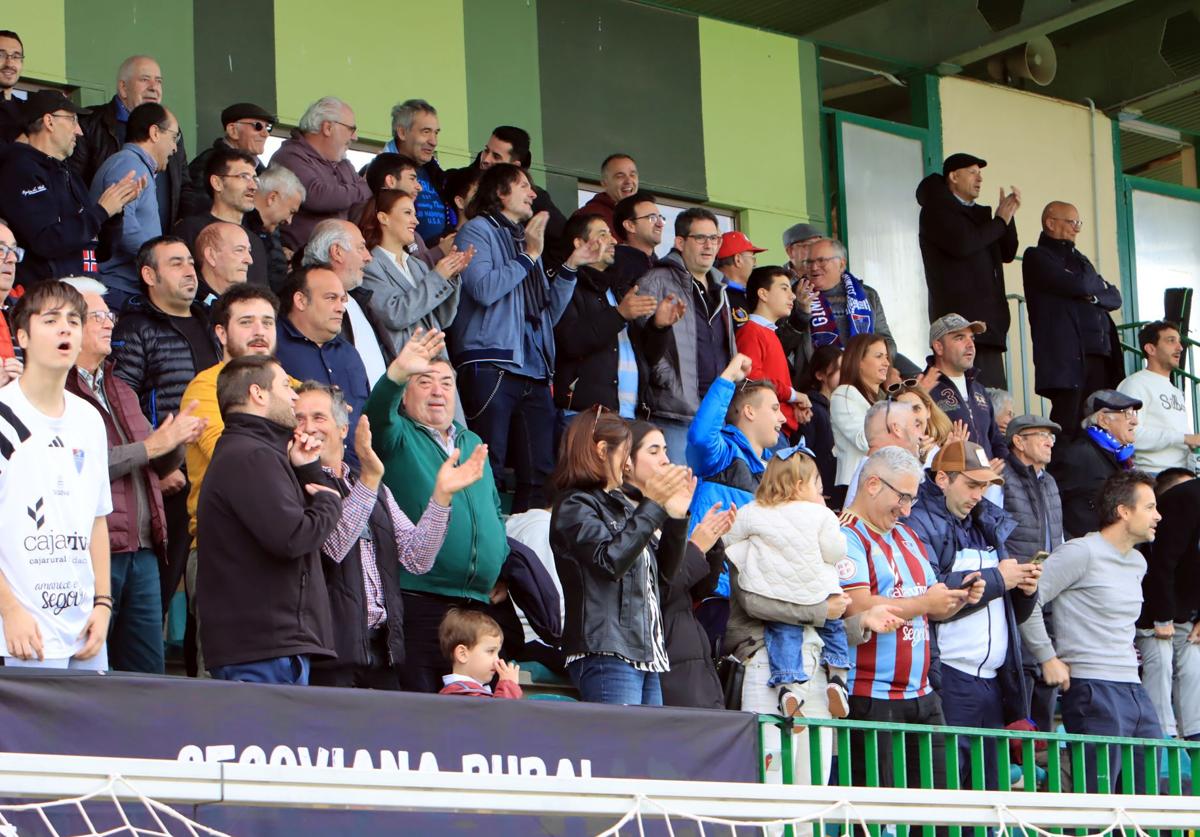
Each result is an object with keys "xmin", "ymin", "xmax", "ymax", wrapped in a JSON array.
[
  {"xmin": 922, "ymin": 314, "xmax": 1007, "ymax": 465},
  {"xmin": 197, "ymin": 353, "xmax": 340, "ymax": 684},
  {"xmin": 1118, "ymin": 321, "xmax": 1200, "ymax": 474},
  {"xmin": 180, "ymin": 283, "xmax": 279, "ymax": 674}
]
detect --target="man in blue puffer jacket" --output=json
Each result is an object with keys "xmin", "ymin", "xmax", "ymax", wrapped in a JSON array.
[
  {"xmin": 906, "ymin": 439, "xmax": 1041, "ymax": 790},
  {"xmin": 685, "ymin": 352, "xmax": 784, "ymax": 596}
]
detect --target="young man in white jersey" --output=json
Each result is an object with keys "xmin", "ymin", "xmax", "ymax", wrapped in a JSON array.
[{"xmin": 0, "ymin": 280, "xmax": 112, "ymax": 669}]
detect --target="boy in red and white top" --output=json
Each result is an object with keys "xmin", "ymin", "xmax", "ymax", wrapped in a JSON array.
[
  {"xmin": 0, "ymin": 281, "xmax": 113, "ymax": 669},
  {"xmin": 438, "ymin": 608, "xmax": 522, "ymax": 699}
]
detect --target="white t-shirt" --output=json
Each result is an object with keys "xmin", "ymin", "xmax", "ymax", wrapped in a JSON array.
[
  {"xmin": 0, "ymin": 381, "xmax": 112, "ymax": 659},
  {"xmin": 1118, "ymin": 369, "xmax": 1190, "ymax": 474},
  {"xmin": 345, "ymin": 296, "xmax": 387, "ymax": 387}
]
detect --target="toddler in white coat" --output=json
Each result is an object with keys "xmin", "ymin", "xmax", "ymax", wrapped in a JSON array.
[{"xmin": 724, "ymin": 444, "xmax": 851, "ymax": 718}]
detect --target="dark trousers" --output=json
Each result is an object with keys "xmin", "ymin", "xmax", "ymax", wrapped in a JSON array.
[
  {"xmin": 459, "ymin": 363, "xmax": 556, "ymax": 513},
  {"xmin": 1043, "ymin": 355, "xmax": 1114, "ymax": 440},
  {"xmin": 310, "ymin": 628, "xmax": 401, "ymax": 690},
  {"xmin": 161, "ymin": 488, "xmax": 190, "ymax": 617},
  {"xmin": 108, "ymin": 548, "xmax": 165, "ymax": 673},
  {"xmin": 849, "ymin": 692, "xmax": 948, "ymax": 836},
  {"xmin": 1023, "ymin": 664, "xmax": 1059, "ymax": 736},
  {"xmin": 939, "ymin": 664, "xmax": 1005, "ymax": 790},
  {"xmin": 973, "ymin": 345, "xmax": 1007, "ymax": 389},
  {"xmin": 397, "ymin": 590, "xmax": 484, "ymax": 693},
  {"xmin": 210, "ymin": 654, "xmax": 310, "ymax": 685},
  {"xmin": 1061, "ymin": 677, "xmax": 1162, "ymax": 793}
]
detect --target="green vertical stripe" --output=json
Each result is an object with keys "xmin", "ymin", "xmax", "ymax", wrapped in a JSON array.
[{"xmin": 193, "ymin": 0, "xmax": 276, "ymax": 153}]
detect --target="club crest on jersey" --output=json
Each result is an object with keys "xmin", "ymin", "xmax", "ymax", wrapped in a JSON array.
[
  {"xmin": 835, "ymin": 558, "xmax": 856, "ymax": 580},
  {"xmin": 732, "ymin": 306, "xmax": 748, "ymax": 325},
  {"xmin": 72, "ymin": 448, "xmax": 85, "ymax": 473}
]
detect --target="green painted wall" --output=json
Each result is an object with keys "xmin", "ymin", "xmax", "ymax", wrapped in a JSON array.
[
  {"xmin": 192, "ymin": 0, "xmax": 276, "ymax": 150},
  {"xmin": 64, "ymin": 0, "xmax": 198, "ymax": 151},
  {"xmin": 537, "ymin": 0, "xmax": 708, "ymax": 200},
  {"xmin": 5, "ymin": 3, "xmax": 68, "ymax": 86},
  {"xmin": 271, "ymin": 0, "xmax": 471, "ymax": 168},
  {"xmin": 698, "ymin": 19, "xmax": 819, "ymax": 264}
]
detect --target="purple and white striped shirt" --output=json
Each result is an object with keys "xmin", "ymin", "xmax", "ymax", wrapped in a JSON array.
[{"xmin": 321, "ymin": 463, "xmax": 450, "ymax": 628}]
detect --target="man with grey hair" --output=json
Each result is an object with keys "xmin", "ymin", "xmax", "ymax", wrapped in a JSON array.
[
  {"xmin": 64, "ymin": 276, "xmax": 203, "ymax": 673},
  {"xmin": 302, "ymin": 219, "xmax": 390, "ymax": 385},
  {"xmin": 841, "ymin": 444, "xmax": 983, "ymax": 795},
  {"xmin": 385, "ymin": 99, "xmax": 452, "ymax": 248},
  {"xmin": 271, "ymin": 96, "xmax": 371, "ymax": 254},
  {"xmin": 249, "ymin": 163, "xmax": 305, "ymax": 290},
  {"xmin": 800, "ymin": 237, "xmax": 913, "ymax": 382},
  {"xmin": 71, "ymin": 55, "xmax": 188, "ymax": 231},
  {"xmin": 842, "ymin": 397, "xmax": 923, "ymax": 508}
]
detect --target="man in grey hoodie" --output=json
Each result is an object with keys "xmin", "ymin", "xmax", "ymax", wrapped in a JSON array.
[{"xmin": 1021, "ymin": 469, "xmax": 1163, "ymax": 791}]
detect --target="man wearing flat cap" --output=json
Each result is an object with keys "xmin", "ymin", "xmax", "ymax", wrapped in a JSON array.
[
  {"xmin": 0, "ymin": 90, "xmax": 142, "ymax": 286},
  {"xmin": 906, "ymin": 439, "xmax": 1040, "ymax": 788},
  {"xmin": 1004, "ymin": 414, "xmax": 1066, "ymax": 736},
  {"xmin": 1049, "ymin": 389, "xmax": 1142, "ymax": 539},
  {"xmin": 916, "ymin": 152, "xmax": 1020, "ymax": 388},
  {"xmin": 182, "ymin": 102, "xmax": 274, "ymax": 218}
]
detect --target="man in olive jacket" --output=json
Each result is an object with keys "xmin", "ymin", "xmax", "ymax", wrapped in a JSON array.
[{"xmin": 196, "ymin": 354, "xmax": 341, "ymax": 685}]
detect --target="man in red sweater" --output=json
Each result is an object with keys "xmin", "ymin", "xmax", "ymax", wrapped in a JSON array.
[{"xmin": 736, "ymin": 266, "xmax": 811, "ymax": 442}]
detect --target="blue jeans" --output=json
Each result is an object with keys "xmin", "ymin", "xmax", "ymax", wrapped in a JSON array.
[
  {"xmin": 764, "ymin": 619, "xmax": 848, "ymax": 687},
  {"xmin": 210, "ymin": 654, "xmax": 311, "ymax": 685},
  {"xmin": 108, "ymin": 548, "xmax": 165, "ymax": 674},
  {"xmin": 567, "ymin": 655, "xmax": 663, "ymax": 706},
  {"xmin": 458, "ymin": 363, "xmax": 556, "ymax": 513}
]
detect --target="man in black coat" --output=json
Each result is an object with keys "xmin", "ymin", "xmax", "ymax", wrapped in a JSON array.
[
  {"xmin": 197, "ymin": 354, "xmax": 342, "ymax": 684},
  {"xmin": 1049, "ymin": 390, "xmax": 1141, "ymax": 539},
  {"xmin": 180, "ymin": 102, "xmax": 272, "ymax": 218},
  {"xmin": 69, "ymin": 55, "xmax": 189, "ymax": 232},
  {"xmin": 553, "ymin": 213, "xmax": 656, "ymax": 419},
  {"xmin": 917, "ymin": 152, "xmax": 1020, "ymax": 388},
  {"xmin": 1023, "ymin": 201, "xmax": 1124, "ymax": 435}
]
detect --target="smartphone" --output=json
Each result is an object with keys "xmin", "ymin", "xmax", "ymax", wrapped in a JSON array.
[
  {"xmin": 1030, "ymin": 551, "xmax": 1050, "ymax": 565},
  {"xmin": 956, "ymin": 573, "xmax": 980, "ymax": 590}
]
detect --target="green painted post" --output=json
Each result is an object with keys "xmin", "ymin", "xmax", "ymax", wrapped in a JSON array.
[
  {"xmin": 838, "ymin": 727, "xmax": 853, "ymax": 788},
  {"xmin": 946, "ymin": 734, "xmax": 962, "ymax": 837},
  {"xmin": 996, "ymin": 734, "xmax": 1012, "ymax": 792},
  {"xmin": 1120, "ymin": 743, "xmax": 1135, "ymax": 795},
  {"xmin": 1021, "ymin": 739, "xmax": 1036, "ymax": 792},
  {"xmin": 809, "ymin": 725, "xmax": 824, "ymax": 788},
  {"xmin": 865, "ymin": 730, "xmax": 880, "ymax": 786},
  {"xmin": 1096, "ymin": 744, "xmax": 1111, "ymax": 795},
  {"xmin": 969, "ymin": 735, "xmax": 986, "ymax": 837},
  {"xmin": 781, "ymin": 720, "xmax": 796, "ymax": 786}
]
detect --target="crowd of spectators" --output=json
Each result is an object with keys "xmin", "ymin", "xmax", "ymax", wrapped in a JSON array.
[{"xmin": 0, "ymin": 33, "xmax": 1197, "ymax": 791}]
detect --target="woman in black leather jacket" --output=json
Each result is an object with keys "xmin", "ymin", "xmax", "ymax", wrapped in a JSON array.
[{"xmin": 549, "ymin": 410, "xmax": 695, "ymax": 706}]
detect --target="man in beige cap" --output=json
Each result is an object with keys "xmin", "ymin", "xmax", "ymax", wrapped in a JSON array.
[{"xmin": 905, "ymin": 438, "xmax": 1040, "ymax": 790}]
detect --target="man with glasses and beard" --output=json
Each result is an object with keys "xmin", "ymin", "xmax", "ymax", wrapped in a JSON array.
[{"xmin": 196, "ymin": 354, "xmax": 341, "ymax": 685}]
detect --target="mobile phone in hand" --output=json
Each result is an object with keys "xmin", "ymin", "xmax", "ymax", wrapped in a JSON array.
[{"xmin": 1030, "ymin": 551, "xmax": 1050, "ymax": 565}]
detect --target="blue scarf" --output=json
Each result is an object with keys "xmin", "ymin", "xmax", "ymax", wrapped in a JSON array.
[
  {"xmin": 809, "ymin": 271, "xmax": 874, "ymax": 349},
  {"xmin": 1086, "ymin": 425, "xmax": 1136, "ymax": 465}
]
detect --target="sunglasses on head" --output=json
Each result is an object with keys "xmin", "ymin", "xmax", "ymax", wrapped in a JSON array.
[{"xmin": 885, "ymin": 378, "xmax": 919, "ymax": 395}]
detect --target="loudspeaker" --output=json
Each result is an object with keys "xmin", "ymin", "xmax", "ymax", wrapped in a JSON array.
[
  {"xmin": 987, "ymin": 36, "xmax": 1058, "ymax": 86},
  {"xmin": 1165, "ymin": 286, "xmax": 1192, "ymax": 336}
]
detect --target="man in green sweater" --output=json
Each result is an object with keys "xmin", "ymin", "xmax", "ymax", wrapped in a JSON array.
[{"xmin": 363, "ymin": 328, "xmax": 507, "ymax": 692}]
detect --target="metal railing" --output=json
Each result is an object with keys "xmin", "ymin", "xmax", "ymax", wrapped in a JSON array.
[{"xmin": 759, "ymin": 714, "xmax": 1200, "ymax": 837}]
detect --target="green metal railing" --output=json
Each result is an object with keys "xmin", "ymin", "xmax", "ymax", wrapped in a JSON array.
[{"xmin": 757, "ymin": 715, "xmax": 1200, "ymax": 837}]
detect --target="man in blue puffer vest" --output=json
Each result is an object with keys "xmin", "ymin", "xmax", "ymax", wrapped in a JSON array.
[
  {"xmin": 906, "ymin": 439, "xmax": 1041, "ymax": 790},
  {"xmin": 685, "ymin": 352, "xmax": 784, "ymax": 597}
]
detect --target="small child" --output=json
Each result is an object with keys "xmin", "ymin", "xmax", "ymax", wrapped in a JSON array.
[
  {"xmin": 723, "ymin": 445, "xmax": 850, "ymax": 718},
  {"xmin": 437, "ymin": 608, "xmax": 524, "ymax": 699}
]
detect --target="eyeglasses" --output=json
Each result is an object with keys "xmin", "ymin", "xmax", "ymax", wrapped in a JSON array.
[
  {"xmin": 219, "ymin": 172, "xmax": 260, "ymax": 184},
  {"xmin": 808, "ymin": 256, "xmax": 841, "ymax": 266},
  {"xmin": 1016, "ymin": 430, "xmax": 1054, "ymax": 441},
  {"xmin": 634, "ymin": 212, "xmax": 665, "ymax": 224},
  {"xmin": 1102, "ymin": 408, "xmax": 1139, "ymax": 419},
  {"xmin": 686, "ymin": 234, "xmax": 722, "ymax": 245},
  {"xmin": 157, "ymin": 126, "xmax": 180, "ymax": 140},
  {"xmin": 885, "ymin": 378, "xmax": 919, "ymax": 395},
  {"xmin": 1049, "ymin": 217, "xmax": 1084, "ymax": 230},
  {"xmin": 236, "ymin": 120, "xmax": 273, "ymax": 133},
  {"xmin": 876, "ymin": 475, "xmax": 916, "ymax": 508},
  {"xmin": 0, "ymin": 243, "xmax": 24, "ymax": 262},
  {"xmin": 0, "ymin": 51, "xmax": 23, "ymax": 63},
  {"xmin": 331, "ymin": 120, "xmax": 357, "ymax": 133},
  {"xmin": 50, "ymin": 112, "xmax": 79, "ymax": 125},
  {"xmin": 87, "ymin": 311, "xmax": 118, "ymax": 325}
]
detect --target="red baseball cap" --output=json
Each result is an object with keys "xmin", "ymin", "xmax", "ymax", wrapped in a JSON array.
[{"xmin": 716, "ymin": 231, "xmax": 766, "ymax": 260}]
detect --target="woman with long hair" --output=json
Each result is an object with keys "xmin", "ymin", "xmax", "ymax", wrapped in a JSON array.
[
  {"xmin": 358, "ymin": 188, "xmax": 473, "ymax": 355},
  {"xmin": 623, "ymin": 420, "xmax": 732, "ymax": 709},
  {"xmin": 550, "ymin": 411, "xmax": 696, "ymax": 705},
  {"xmin": 829, "ymin": 334, "xmax": 890, "ymax": 506},
  {"xmin": 796, "ymin": 344, "xmax": 842, "ymax": 496}
]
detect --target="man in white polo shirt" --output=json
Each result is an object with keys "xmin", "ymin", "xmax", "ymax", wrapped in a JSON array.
[{"xmin": 0, "ymin": 280, "xmax": 112, "ymax": 669}]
